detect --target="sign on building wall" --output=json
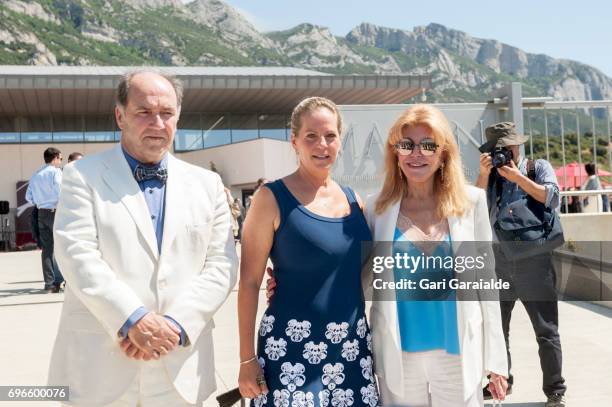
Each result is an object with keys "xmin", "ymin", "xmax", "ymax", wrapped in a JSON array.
[
  {"xmin": 335, "ymin": 104, "xmax": 499, "ymax": 199},
  {"xmin": 334, "ymin": 106, "xmax": 408, "ymax": 199}
]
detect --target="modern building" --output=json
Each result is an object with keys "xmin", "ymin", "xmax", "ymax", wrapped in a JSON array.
[{"xmin": 0, "ymin": 65, "xmax": 431, "ymax": 248}]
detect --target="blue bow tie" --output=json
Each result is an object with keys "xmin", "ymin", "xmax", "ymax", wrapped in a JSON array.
[{"xmin": 134, "ymin": 165, "xmax": 168, "ymax": 183}]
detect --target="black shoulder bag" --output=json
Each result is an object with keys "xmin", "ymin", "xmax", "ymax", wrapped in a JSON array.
[{"xmin": 493, "ymin": 160, "xmax": 565, "ymax": 261}]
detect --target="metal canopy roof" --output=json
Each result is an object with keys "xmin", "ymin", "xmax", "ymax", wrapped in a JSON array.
[{"xmin": 0, "ymin": 66, "xmax": 431, "ymax": 115}]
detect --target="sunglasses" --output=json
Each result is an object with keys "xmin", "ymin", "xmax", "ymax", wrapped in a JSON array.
[{"xmin": 394, "ymin": 139, "xmax": 439, "ymax": 156}]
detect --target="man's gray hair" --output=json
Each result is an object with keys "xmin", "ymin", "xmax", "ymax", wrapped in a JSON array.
[{"xmin": 116, "ymin": 69, "xmax": 184, "ymax": 108}]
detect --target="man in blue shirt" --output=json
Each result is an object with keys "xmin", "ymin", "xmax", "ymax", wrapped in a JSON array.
[
  {"xmin": 476, "ymin": 122, "xmax": 566, "ymax": 407},
  {"xmin": 25, "ymin": 147, "xmax": 64, "ymax": 293}
]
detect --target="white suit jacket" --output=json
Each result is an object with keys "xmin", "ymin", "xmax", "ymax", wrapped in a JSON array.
[
  {"xmin": 49, "ymin": 145, "xmax": 238, "ymax": 406},
  {"xmin": 364, "ymin": 185, "xmax": 508, "ymax": 401}
]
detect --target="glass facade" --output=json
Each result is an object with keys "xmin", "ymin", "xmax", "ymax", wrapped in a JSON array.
[
  {"xmin": 180, "ymin": 112, "xmax": 290, "ymax": 152},
  {"xmin": 85, "ymin": 115, "xmax": 119, "ymax": 142},
  {"xmin": 0, "ymin": 112, "xmax": 290, "ymax": 150},
  {"xmin": 175, "ymin": 114, "xmax": 203, "ymax": 151},
  {"xmin": 230, "ymin": 114, "xmax": 259, "ymax": 143},
  {"xmin": 258, "ymin": 114, "xmax": 290, "ymax": 141},
  {"xmin": 203, "ymin": 114, "xmax": 231, "ymax": 149}
]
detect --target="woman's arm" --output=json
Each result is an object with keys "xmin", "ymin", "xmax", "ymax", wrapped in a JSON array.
[
  {"xmin": 361, "ymin": 193, "xmax": 379, "ymax": 301},
  {"xmin": 473, "ymin": 189, "xmax": 509, "ymax": 379},
  {"xmin": 237, "ymin": 186, "xmax": 279, "ymax": 398}
]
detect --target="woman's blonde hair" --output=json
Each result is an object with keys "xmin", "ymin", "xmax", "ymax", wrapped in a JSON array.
[
  {"xmin": 375, "ymin": 104, "xmax": 471, "ymax": 218},
  {"xmin": 290, "ymin": 96, "xmax": 342, "ymax": 136}
]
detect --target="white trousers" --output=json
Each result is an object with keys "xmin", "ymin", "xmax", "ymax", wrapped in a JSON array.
[
  {"xmin": 378, "ymin": 350, "xmax": 483, "ymax": 407},
  {"xmin": 64, "ymin": 360, "xmax": 193, "ymax": 407}
]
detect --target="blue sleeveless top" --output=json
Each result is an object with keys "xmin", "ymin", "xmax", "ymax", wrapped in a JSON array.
[
  {"xmin": 253, "ymin": 179, "xmax": 378, "ymax": 407},
  {"xmin": 265, "ymin": 179, "xmax": 372, "ymax": 317},
  {"xmin": 393, "ymin": 228, "xmax": 460, "ymax": 355}
]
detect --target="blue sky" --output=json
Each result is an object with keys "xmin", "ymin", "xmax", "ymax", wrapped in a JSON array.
[{"xmin": 183, "ymin": 0, "xmax": 612, "ymax": 78}]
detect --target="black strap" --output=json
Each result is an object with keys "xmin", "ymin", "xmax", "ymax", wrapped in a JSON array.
[
  {"xmin": 527, "ymin": 159, "xmax": 536, "ymax": 182},
  {"xmin": 495, "ymin": 172, "xmax": 504, "ymax": 208},
  {"xmin": 493, "ymin": 159, "xmax": 535, "ymax": 208}
]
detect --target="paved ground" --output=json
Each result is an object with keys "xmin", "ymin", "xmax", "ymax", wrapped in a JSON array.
[{"xmin": 1, "ymin": 250, "xmax": 611, "ymax": 406}]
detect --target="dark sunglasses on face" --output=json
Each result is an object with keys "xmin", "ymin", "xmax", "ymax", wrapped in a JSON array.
[{"xmin": 394, "ymin": 139, "xmax": 439, "ymax": 156}]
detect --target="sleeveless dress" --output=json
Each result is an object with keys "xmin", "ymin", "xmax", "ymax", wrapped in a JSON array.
[{"xmin": 253, "ymin": 180, "xmax": 378, "ymax": 407}]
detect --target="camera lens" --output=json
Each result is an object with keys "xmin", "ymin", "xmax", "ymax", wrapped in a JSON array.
[{"xmin": 492, "ymin": 152, "xmax": 506, "ymax": 168}]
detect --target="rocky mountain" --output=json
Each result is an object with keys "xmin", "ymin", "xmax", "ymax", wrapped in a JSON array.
[
  {"xmin": 344, "ymin": 22, "xmax": 612, "ymax": 101},
  {"xmin": 1, "ymin": 0, "xmax": 611, "ymax": 102}
]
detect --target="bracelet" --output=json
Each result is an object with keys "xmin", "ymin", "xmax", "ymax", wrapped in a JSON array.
[{"xmin": 240, "ymin": 356, "xmax": 258, "ymax": 365}]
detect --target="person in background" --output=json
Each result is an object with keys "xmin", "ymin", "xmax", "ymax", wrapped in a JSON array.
[
  {"xmin": 476, "ymin": 122, "xmax": 566, "ymax": 407},
  {"xmin": 582, "ymin": 162, "xmax": 604, "ymax": 212},
  {"xmin": 67, "ymin": 152, "xmax": 83, "ymax": 163},
  {"xmin": 568, "ymin": 187, "xmax": 582, "ymax": 213},
  {"xmin": 25, "ymin": 147, "xmax": 64, "ymax": 293},
  {"xmin": 245, "ymin": 178, "xmax": 267, "ymax": 213},
  {"xmin": 234, "ymin": 197, "xmax": 245, "ymax": 240},
  {"xmin": 226, "ymin": 187, "xmax": 241, "ymax": 242},
  {"xmin": 30, "ymin": 206, "xmax": 41, "ymax": 250},
  {"xmin": 560, "ymin": 187, "xmax": 582, "ymax": 214}
]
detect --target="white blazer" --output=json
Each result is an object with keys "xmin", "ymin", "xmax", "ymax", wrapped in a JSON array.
[
  {"xmin": 49, "ymin": 145, "xmax": 238, "ymax": 406},
  {"xmin": 364, "ymin": 185, "xmax": 508, "ymax": 401}
]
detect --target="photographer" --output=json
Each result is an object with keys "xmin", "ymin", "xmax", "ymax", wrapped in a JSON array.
[{"xmin": 475, "ymin": 122, "xmax": 567, "ymax": 407}]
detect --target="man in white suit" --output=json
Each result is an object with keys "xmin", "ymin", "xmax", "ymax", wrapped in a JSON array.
[{"xmin": 49, "ymin": 70, "xmax": 239, "ymax": 406}]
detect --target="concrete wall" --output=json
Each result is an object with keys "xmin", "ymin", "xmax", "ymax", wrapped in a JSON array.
[
  {"xmin": 560, "ymin": 213, "xmax": 612, "ymax": 242},
  {"xmin": 177, "ymin": 138, "xmax": 296, "ymax": 198},
  {"xmin": 556, "ymin": 213, "xmax": 612, "ymax": 307}
]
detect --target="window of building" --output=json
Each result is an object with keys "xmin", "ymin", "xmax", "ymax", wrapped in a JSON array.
[
  {"xmin": 85, "ymin": 115, "xmax": 117, "ymax": 142},
  {"xmin": 230, "ymin": 114, "xmax": 258, "ymax": 143},
  {"xmin": 0, "ymin": 117, "xmax": 19, "ymax": 143},
  {"xmin": 20, "ymin": 116, "xmax": 52, "ymax": 143},
  {"xmin": 203, "ymin": 114, "xmax": 231, "ymax": 149},
  {"xmin": 175, "ymin": 114, "xmax": 203, "ymax": 151},
  {"xmin": 258, "ymin": 114, "xmax": 289, "ymax": 141},
  {"xmin": 52, "ymin": 116, "xmax": 84, "ymax": 142}
]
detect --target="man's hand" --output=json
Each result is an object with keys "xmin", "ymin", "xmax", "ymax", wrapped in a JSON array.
[
  {"xmin": 475, "ymin": 153, "xmax": 494, "ymax": 189},
  {"xmin": 120, "ymin": 337, "xmax": 152, "ymax": 361},
  {"xmin": 497, "ymin": 159, "xmax": 523, "ymax": 184},
  {"xmin": 127, "ymin": 313, "xmax": 181, "ymax": 359},
  {"xmin": 479, "ymin": 153, "xmax": 493, "ymax": 178}
]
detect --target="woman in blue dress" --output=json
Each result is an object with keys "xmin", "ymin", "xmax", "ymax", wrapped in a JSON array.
[{"xmin": 238, "ymin": 97, "xmax": 378, "ymax": 407}]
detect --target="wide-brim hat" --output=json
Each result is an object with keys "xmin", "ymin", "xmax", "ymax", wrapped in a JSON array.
[{"xmin": 480, "ymin": 122, "xmax": 529, "ymax": 153}]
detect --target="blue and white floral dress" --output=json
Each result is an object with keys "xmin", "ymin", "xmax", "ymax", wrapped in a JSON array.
[{"xmin": 254, "ymin": 180, "xmax": 378, "ymax": 407}]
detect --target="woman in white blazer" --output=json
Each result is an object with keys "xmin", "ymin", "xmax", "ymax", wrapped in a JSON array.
[{"xmin": 363, "ymin": 104, "xmax": 508, "ymax": 407}]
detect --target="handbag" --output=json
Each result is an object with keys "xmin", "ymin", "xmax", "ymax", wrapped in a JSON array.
[
  {"xmin": 216, "ymin": 388, "xmax": 245, "ymax": 407},
  {"xmin": 493, "ymin": 160, "xmax": 565, "ymax": 260}
]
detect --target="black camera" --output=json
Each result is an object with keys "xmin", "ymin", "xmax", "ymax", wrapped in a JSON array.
[{"xmin": 490, "ymin": 147, "xmax": 513, "ymax": 168}]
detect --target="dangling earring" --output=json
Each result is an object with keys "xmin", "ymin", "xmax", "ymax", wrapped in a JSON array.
[
  {"xmin": 398, "ymin": 161, "xmax": 404, "ymax": 180},
  {"xmin": 439, "ymin": 162, "xmax": 445, "ymax": 183}
]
